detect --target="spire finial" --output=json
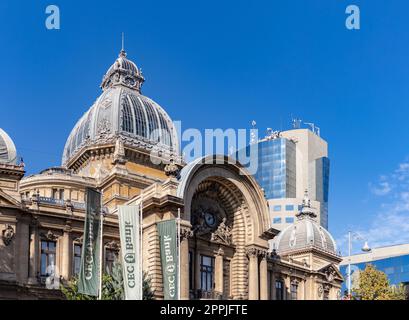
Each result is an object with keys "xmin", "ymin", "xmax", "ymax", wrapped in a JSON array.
[
  {"xmin": 119, "ymin": 32, "xmax": 126, "ymax": 57},
  {"xmin": 303, "ymin": 189, "xmax": 311, "ymax": 208},
  {"xmin": 122, "ymin": 32, "xmax": 124, "ymax": 51},
  {"xmin": 296, "ymin": 189, "xmax": 317, "ymax": 219}
]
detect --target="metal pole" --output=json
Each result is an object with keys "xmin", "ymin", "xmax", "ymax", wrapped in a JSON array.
[
  {"xmin": 140, "ymin": 194, "xmax": 143, "ymax": 300},
  {"xmin": 177, "ymin": 208, "xmax": 181, "ymax": 300},
  {"xmin": 98, "ymin": 194, "xmax": 104, "ymax": 300},
  {"xmin": 347, "ymin": 231, "xmax": 351, "ymax": 298}
]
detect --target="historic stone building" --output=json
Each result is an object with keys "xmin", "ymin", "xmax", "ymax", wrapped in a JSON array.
[{"xmin": 0, "ymin": 48, "xmax": 342, "ymax": 300}]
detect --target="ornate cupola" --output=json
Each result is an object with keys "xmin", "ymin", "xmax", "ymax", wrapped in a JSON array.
[
  {"xmin": 274, "ymin": 190, "xmax": 338, "ymax": 257},
  {"xmin": 100, "ymin": 49, "xmax": 145, "ymax": 92}
]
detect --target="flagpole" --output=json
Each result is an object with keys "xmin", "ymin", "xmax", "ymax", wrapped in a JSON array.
[
  {"xmin": 98, "ymin": 191, "xmax": 104, "ymax": 300},
  {"xmin": 177, "ymin": 208, "xmax": 181, "ymax": 300}
]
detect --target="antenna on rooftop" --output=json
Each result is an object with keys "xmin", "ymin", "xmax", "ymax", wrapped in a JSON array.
[
  {"xmin": 304, "ymin": 122, "xmax": 320, "ymax": 136},
  {"xmin": 250, "ymin": 120, "xmax": 257, "ymax": 144},
  {"xmin": 292, "ymin": 117, "xmax": 302, "ymax": 129}
]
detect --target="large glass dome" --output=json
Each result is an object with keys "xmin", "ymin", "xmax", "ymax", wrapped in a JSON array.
[{"xmin": 62, "ymin": 50, "xmax": 179, "ymax": 166}]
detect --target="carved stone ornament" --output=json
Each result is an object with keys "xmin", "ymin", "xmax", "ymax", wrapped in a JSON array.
[
  {"xmin": 105, "ymin": 240, "xmax": 120, "ymax": 251},
  {"xmin": 180, "ymin": 228, "xmax": 194, "ymax": 241},
  {"xmin": 164, "ymin": 158, "xmax": 180, "ymax": 178},
  {"xmin": 318, "ymin": 284, "xmax": 324, "ymax": 297},
  {"xmin": 2, "ymin": 225, "xmax": 15, "ymax": 246},
  {"xmin": 216, "ymin": 247, "xmax": 225, "ymax": 256},
  {"xmin": 73, "ymin": 235, "xmax": 84, "ymax": 244},
  {"xmin": 245, "ymin": 247, "xmax": 259, "ymax": 258},
  {"xmin": 42, "ymin": 230, "xmax": 59, "ymax": 241},
  {"xmin": 325, "ymin": 266, "xmax": 337, "ymax": 283},
  {"xmin": 210, "ymin": 218, "xmax": 232, "ymax": 245},
  {"xmin": 113, "ymin": 139, "xmax": 126, "ymax": 164},
  {"xmin": 97, "ymin": 118, "xmax": 111, "ymax": 135}
]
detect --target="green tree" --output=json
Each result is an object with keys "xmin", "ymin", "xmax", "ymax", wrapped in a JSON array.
[
  {"xmin": 352, "ymin": 264, "xmax": 406, "ymax": 300},
  {"xmin": 390, "ymin": 283, "xmax": 407, "ymax": 300},
  {"xmin": 61, "ymin": 260, "xmax": 155, "ymax": 300}
]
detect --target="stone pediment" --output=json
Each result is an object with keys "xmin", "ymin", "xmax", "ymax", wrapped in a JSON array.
[
  {"xmin": 0, "ymin": 188, "xmax": 21, "ymax": 207},
  {"xmin": 318, "ymin": 263, "xmax": 344, "ymax": 282}
]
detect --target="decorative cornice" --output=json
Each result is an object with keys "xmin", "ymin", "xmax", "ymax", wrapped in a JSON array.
[{"xmin": 41, "ymin": 230, "xmax": 59, "ymax": 241}]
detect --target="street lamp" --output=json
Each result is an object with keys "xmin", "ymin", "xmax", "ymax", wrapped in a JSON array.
[{"xmin": 347, "ymin": 231, "xmax": 371, "ymax": 299}]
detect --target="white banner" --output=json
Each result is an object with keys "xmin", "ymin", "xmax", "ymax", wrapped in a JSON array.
[{"xmin": 118, "ymin": 205, "xmax": 142, "ymax": 300}]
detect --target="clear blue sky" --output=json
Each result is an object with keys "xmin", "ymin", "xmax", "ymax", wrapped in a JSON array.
[{"xmin": 1, "ymin": 0, "xmax": 409, "ymax": 254}]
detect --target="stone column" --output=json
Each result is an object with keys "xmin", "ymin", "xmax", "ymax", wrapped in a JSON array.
[
  {"xmin": 195, "ymin": 250, "xmax": 201, "ymax": 291},
  {"xmin": 284, "ymin": 276, "xmax": 291, "ymax": 300},
  {"xmin": 60, "ymin": 226, "xmax": 72, "ymax": 281},
  {"xmin": 298, "ymin": 278, "xmax": 305, "ymax": 300},
  {"xmin": 259, "ymin": 252, "xmax": 268, "ymax": 300},
  {"xmin": 215, "ymin": 248, "xmax": 224, "ymax": 296},
  {"xmin": 270, "ymin": 272, "xmax": 274, "ymax": 300},
  {"xmin": 28, "ymin": 221, "xmax": 39, "ymax": 284},
  {"xmin": 15, "ymin": 220, "xmax": 30, "ymax": 284},
  {"xmin": 180, "ymin": 229, "xmax": 192, "ymax": 300},
  {"xmin": 246, "ymin": 247, "xmax": 259, "ymax": 300}
]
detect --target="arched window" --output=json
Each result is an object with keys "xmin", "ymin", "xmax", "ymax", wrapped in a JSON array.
[{"xmin": 122, "ymin": 95, "xmax": 134, "ymax": 133}]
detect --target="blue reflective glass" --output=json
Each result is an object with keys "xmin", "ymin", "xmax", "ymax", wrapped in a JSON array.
[
  {"xmin": 273, "ymin": 217, "xmax": 282, "ymax": 224},
  {"xmin": 240, "ymin": 138, "xmax": 296, "ymax": 200},
  {"xmin": 340, "ymin": 254, "xmax": 409, "ymax": 293}
]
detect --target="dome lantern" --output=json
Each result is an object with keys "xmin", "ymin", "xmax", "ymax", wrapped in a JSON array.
[
  {"xmin": 296, "ymin": 189, "xmax": 317, "ymax": 220},
  {"xmin": 100, "ymin": 49, "xmax": 145, "ymax": 93}
]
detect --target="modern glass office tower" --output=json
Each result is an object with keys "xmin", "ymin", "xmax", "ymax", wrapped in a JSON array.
[
  {"xmin": 253, "ymin": 138, "xmax": 297, "ymax": 200},
  {"xmin": 241, "ymin": 127, "xmax": 330, "ymax": 230},
  {"xmin": 340, "ymin": 244, "xmax": 409, "ymax": 296}
]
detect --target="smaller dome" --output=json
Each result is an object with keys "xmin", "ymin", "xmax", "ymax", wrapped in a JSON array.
[
  {"xmin": 0, "ymin": 128, "xmax": 17, "ymax": 165},
  {"xmin": 100, "ymin": 50, "xmax": 145, "ymax": 92},
  {"xmin": 274, "ymin": 191, "xmax": 338, "ymax": 255}
]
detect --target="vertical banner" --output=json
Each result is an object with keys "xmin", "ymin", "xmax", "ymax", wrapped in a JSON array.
[
  {"xmin": 118, "ymin": 205, "xmax": 142, "ymax": 300},
  {"xmin": 158, "ymin": 219, "xmax": 178, "ymax": 300},
  {"xmin": 78, "ymin": 188, "xmax": 102, "ymax": 296}
]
